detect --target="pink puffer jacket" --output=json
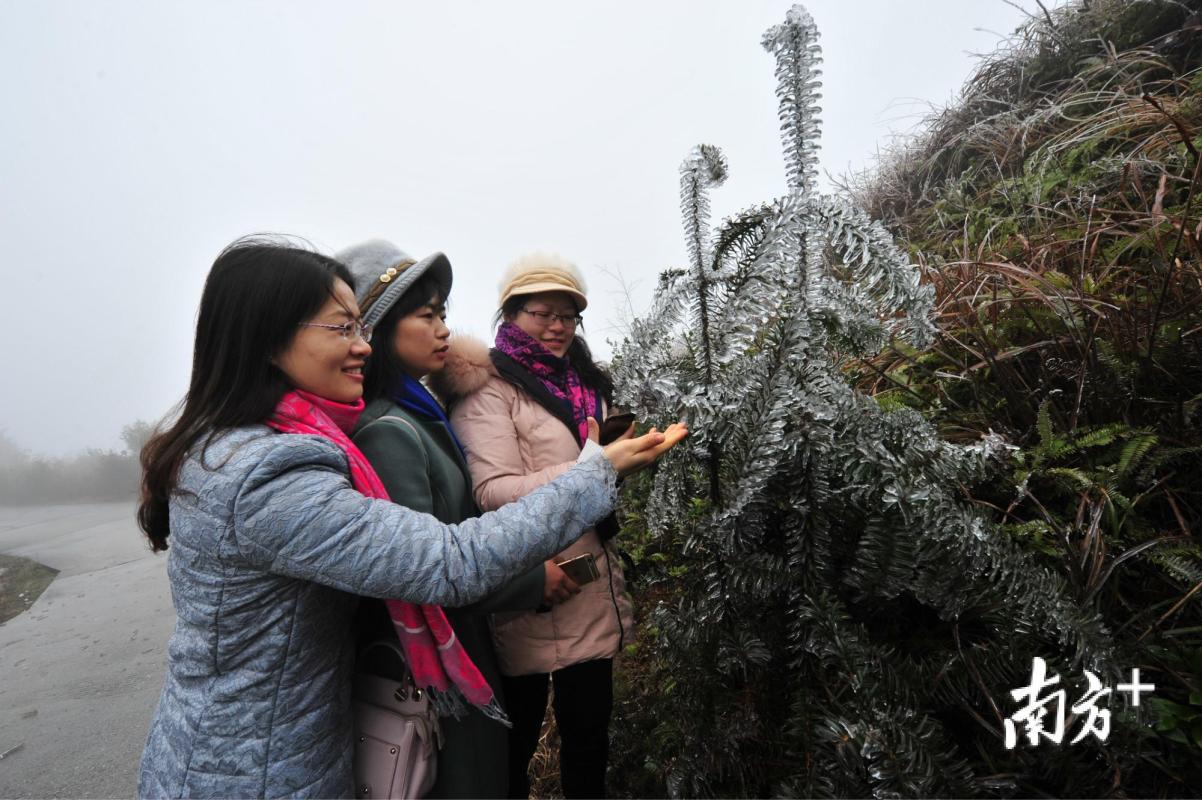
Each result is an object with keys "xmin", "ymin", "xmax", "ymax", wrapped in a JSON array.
[{"xmin": 431, "ymin": 336, "xmax": 634, "ymax": 677}]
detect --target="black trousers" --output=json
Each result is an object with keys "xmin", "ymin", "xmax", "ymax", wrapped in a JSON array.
[{"xmin": 503, "ymin": 658, "xmax": 613, "ymax": 799}]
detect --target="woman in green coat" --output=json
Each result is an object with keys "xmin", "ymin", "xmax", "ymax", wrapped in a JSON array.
[{"xmin": 339, "ymin": 239, "xmax": 583, "ymax": 799}]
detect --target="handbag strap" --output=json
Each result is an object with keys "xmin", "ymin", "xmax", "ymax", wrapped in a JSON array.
[
  {"xmin": 357, "ymin": 638, "xmax": 431, "ymax": 704},
  {"xmin": 356, "ymin": 639, "xmax": 441, "ymax": 743},
  {"xmin": 358, "ymin": 638, "xmax": 412, "ymax": 682}
]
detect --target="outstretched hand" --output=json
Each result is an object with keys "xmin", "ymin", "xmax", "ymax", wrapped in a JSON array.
[{"xmin": 589, "ymin": 417, "xmax": 688, "ymax": 478}]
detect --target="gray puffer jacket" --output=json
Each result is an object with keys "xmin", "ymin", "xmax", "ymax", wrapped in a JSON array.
[{"xmin": 138, "ymin": 426, "xmax": 616, "ymax": 799}]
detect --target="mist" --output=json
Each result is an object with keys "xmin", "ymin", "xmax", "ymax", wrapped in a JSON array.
[{"xmin": 1, "ymin": 0, "xmax": 1042, "ymax": 459}]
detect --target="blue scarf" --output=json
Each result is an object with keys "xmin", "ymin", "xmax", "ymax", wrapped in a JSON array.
[{"xmin": 392, "ymin": 373, "xmax": 466, "ymax": 457}]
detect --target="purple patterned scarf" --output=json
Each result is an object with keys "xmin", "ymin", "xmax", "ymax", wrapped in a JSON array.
[{"xmin": 494, "ymin": 322, "xmax": 599, "ymax": 445}]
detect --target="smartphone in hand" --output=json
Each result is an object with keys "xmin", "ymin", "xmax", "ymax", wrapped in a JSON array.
[
  {"xmin": 599, "ymin": 412, "xmax": 636, "ymax": 445},
  {"xmin": 556, "ymin": 553, "xmax": 600, "ymax": 585}
]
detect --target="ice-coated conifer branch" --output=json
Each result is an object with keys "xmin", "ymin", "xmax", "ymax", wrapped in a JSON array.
[
  {"xmin": 803, "ymin": 197, "xmax": 937, "ymax": 348},
  {"xmin": 680, "ymin": 144, "xmax": 728, "ymax": 277},
  {"xmin": 680, "ymin": 144, "xmax": 728, "ymax": 386},
  {"xmin": 763, "ymin": 4, "xmax": 823, "ymax": 198},
  {"xmin": 609, "ymin": 4, "xmax": 1118, "ymax": 795},
  {"xmin": 710, "ymin": 203, "xmax": 773, "ymax": 274}
]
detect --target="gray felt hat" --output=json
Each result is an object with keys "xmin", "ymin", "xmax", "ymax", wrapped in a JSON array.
[{"xmin": 336, "ymin": 239, "xmax": 453, "ymax": 329}]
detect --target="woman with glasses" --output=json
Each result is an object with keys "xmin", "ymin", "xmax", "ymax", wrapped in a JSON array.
[
  {"xmin": 432, "ymin": 252, "xmax": 640, "ymax": 799},
  {"xmin": 135, "ymin": 237, "xmax": 682, "ymax": 799}
]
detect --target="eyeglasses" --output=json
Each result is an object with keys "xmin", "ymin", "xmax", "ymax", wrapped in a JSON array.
[
  {"xmin": 520, "ymin": 308, "xmax": 583, "ymax": 329},
  {"xmin": 299, "ymin": 319, "xmax": 374, "ymax": 343}
]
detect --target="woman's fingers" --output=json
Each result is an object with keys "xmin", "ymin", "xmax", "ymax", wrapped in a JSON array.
[
  {"xmin": 635, "ymin": 424, "xmax": 686, "ymax": 452},
  {"xmin": 586, "ymin": 417, "xmax": 601, "ymax": 444},
  {"xmin": 651, "ymin": 423, "xmax": 689, "ymax": 456},
  {"xmin": 627, "ymin": 430, "xmax": 666, "ymax": 460},
  {"xmin": 639, "ymin": 423, "xmax": 687, "ymax": 459},
  {"xmin": 557, "ymin": 570, "xmax": 580, "ymax": 603},
  {"xmin": 601, "ymin": 433, "xmax": 661, "ymax": 476},
  {"xmin": 602, "ymin": 421, "xmax": 688, "ymax": 476},
  {"xmin": 543, "ymin": 560, "xmax": 582, "ymax": 605}
]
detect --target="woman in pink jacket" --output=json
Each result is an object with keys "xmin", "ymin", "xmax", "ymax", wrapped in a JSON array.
[{"xmin": 432, "ymin": 252, "xmax": 632, "ymax": 799}]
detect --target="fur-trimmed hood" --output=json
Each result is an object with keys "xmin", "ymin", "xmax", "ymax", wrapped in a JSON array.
[{"xmin": 429, "ymin": 335, "xmax": 497, "ymax": 404}]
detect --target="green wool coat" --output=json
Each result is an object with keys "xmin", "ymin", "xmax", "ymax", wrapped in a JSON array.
[{"xmin": 353, "ymin": 398, "xmax": 545, "ymax": 799}]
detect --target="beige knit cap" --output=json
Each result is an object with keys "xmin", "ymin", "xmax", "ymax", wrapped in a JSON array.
[{"xmin": 498, "ymin": 251, "xmax": 588, "ymax": 311}]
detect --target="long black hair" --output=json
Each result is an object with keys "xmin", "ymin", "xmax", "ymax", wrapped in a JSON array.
[
  {"xmin": 137, "ymin": 237, "xmax": 354, "ymax": 551},
  {"xmin": 497, "ymin": 295, "xmax": 615, "ymax": 404},
  {"xmin": 362, "ymin": 271, "xmax": 447, "ymax": 403}
]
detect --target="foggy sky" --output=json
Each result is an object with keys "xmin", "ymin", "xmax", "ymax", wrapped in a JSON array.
[{"xmin": 1, "ymin": 1, "xmax": 1043, "ymax": 456}]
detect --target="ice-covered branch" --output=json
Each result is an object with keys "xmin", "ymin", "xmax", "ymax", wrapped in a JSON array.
[
  {"xmin": 680, "ymin": 144, "xmax": 729, "ymax": 276},
  {"xmin": 762, "ymin": 4, "xmax": 823, "ymax": 198},
  {"xmin": 680, "ymin": 144, "xmax": 729, "ymax": 384}
]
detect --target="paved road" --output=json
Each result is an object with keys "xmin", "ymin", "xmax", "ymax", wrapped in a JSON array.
[{"xmin": 0, "ymin": 503, "xmax": 173, "ymax": 799}]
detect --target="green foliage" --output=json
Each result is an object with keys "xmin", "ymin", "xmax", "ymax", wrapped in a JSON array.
[
  {"xmin": 1143, "ymin": 645, "xmax": 1202, "ymax": 753},
  {"xmin": 838, "ymin": 0, "xmax": 1202, "ymax": 793}
]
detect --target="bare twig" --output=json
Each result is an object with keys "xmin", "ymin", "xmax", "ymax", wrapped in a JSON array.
[
  {"xmin": 1141, "ymin": 93, "xmax": 1200, "ymax": 162},
  {"xmin": 1139, "ymin": 579, "xmax": 1202, "ymax": 642}
]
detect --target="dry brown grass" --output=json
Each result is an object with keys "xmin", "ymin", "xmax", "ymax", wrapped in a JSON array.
[
  {"xmin": 524, "ymin": 688, "xmax": 563, "ymax": 800},
  {"xmin": 841, "ymin": 14, "xmax": 1202, "ymax": 448}
]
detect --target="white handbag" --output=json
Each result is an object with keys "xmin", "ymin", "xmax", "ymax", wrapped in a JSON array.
[{"xmin": 353, "ymin": 640, "xmax": 441, "ymax": 799}]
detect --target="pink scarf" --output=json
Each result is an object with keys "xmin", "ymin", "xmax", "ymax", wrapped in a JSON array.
[{"xmin": 266, "ymin": 389, "xmax": 507, "ymax": 724}]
